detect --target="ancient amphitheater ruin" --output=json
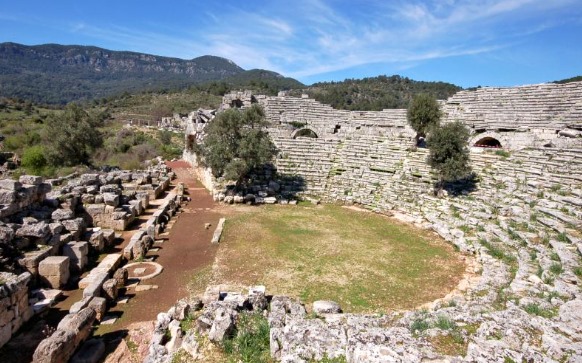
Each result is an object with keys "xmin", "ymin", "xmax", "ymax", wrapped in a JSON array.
[
  {"xmin": 177, "ymin": 82, "xmax": 582, "ymax": 362},
  {"xmin": 0, "ymin": 81, "xmax": 581, "ymax": 363}
]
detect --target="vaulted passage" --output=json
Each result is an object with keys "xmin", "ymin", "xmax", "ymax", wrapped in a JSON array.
[
  {"xmin": 474, "ymin": 137, "xmax": 502, "ymax": 148},
  {"xmin": 292, "ymin": 128, "xmax": 318, "ymax": 139}
]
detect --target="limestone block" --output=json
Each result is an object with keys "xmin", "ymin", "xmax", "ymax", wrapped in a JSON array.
[
  {"xmin": 57, "ymin": 307, "xmax": 97, "ymax": 348},
  {"xmin": 39, "ymin": 256, "xmax": 70, "ymax": 288},
  {"xmin": 18, "ymin": 247, "xmax": 52, "ymax": 276},
  {"xmin": 87, "ymin": 230, "xmax": 105, "ymax": 251},
  {"xmin": 88, "ymin": 297, "xmax": 106, "ymax": 322},
  {"xmin": 102, "ymin": 193, "xmax": 119, "ymax": 207},
  {"xmin": 48, "ymin": 223, "xmax": 64, "ymax": 235},
  {"xmin": 51, "ymin": 209, "xmax": 75, "ymax": 221},
  {"xmin": 0, "ymin": 179, "xmax": 22, "ymax": 191},
  {"xmin": 69, "ymin": 296, "xmax": 92, "ymax": 314},
  {"xmin": 97, "ymin": 254, "xmax": 122, "ymax": 273},
  {"xmin": 102, "ymin": 279, "xmax": 118, "ymax": 302},
  {"xmin": 33, "ymin": 329, "xmax": 77, "ymax": 363},
  {"xmin": 19, "ymin": 175, "xmax": 43, "ymax": 185},
  {"xmin": 0, "ymin": 190, "xmax": 17, "ymax": 204},
  {"xmin": 79, "ymin": 174, "xmax": 100, "ymax": 186},
  {"xmin": 63, "ymin": 242, "xmax": 89, "ymax": 273},
  {"xmin": 101, "ymin": 229, "xmax": 115, "ymax": 246},
  {"xmin": 61, "ymin": 218, "xmax": 85, "ymax": 232},
  {"xmin": 16, "ymin": 221, "xmax": 50, "ymax": 239},
  {"xmin": 82, "ymin": 272, "xmax": 108, "ymax": 298},
  {"xmin": 113, "ymin": 268, "xmax": 127, "ymax": 288},
  {"xmin": 84, "ymin": 204, "xmax": 105, "ymax": 216}
]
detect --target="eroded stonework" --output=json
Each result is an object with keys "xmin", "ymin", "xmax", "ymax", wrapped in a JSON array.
[{"xmin": 180, "ymin": 82, "xmax": 582, "ymax": 362}]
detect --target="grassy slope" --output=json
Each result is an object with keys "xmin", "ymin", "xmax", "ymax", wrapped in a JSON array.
[{"xmin": 192, "ymin": 204, "xmax": 466, "ymax": 313}]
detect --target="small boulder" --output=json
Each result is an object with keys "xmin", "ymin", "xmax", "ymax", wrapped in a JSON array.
[{"xmin": 312, "ymin": 300, "xmax": 342, "ymax": 315}]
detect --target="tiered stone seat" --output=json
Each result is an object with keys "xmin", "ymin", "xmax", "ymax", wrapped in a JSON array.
[{"xmin": 442, "ymin": 81, "xmax": 582, "ymax": 130}]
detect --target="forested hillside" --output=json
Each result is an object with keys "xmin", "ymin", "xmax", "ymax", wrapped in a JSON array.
[
  {"xmin": 0, "ymin": 43, "xmax": 287, "ymax": 104},
  {"xmin": 292, "ymin": 75, "xmax": 461, "ymax": 111}
]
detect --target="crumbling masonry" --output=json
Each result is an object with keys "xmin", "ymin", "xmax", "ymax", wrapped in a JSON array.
[{"xmin": 180, "ymin": 82, "xmax": 582, "ymax": 362}]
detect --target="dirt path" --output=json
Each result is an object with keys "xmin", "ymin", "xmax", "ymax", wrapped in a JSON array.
[
  {"xmin": 0, "ymin": 162, "xmax": 222, "ymax": 363},
  {"xmin": 102, "ymin": 160, "xmax": 222, "ymax": 330}
]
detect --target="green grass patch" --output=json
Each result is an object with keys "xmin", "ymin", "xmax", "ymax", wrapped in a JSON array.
[
  {"xmin": 206, "ymin": 204, "xmax": 466, "ymax": 312},
  {"xmin": 549, "ymin": 263, "xmax": 563, "ymax": 275},
  {"xmin": 495, "ymin": 150, "xmax": 510, "ymax": 158},
  {"xmin": 222, "ymin": 313, "xmax": 272, "ymax": 363},
  {"xmin": 523, "ymin": 303, "xmax": 557, "ymax": 318}
]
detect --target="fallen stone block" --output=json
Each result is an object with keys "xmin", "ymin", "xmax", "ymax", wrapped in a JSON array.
[
  {"xmin": 88, "ymin": 297, "xmax": 106, "ymax": 322},
  {"xmin": 211, "ymin": 218, "xmax": 226, "ymax": 244},
  {"xmin": 51, "ymin": 209, "xmax": 75, "ymax": 221},
  {"xmin": 63, "ymin": 241, "xmax": 89, "ymax": 273},
  {"xmin": 38, "ymin": 256, "xmax": 70, "ymax": 288},
  {"xmin": 82, "ymin": 272, "xmax": 109, "ymax": 298}
]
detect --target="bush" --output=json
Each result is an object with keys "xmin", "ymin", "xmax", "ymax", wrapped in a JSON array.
[
  {"xmin": 21, "ymin": 145, "xmax": 47, "ymax": 175},
  {"xmin": 43, "ymin": 104, "xmax": 103, "ymax": 166}
]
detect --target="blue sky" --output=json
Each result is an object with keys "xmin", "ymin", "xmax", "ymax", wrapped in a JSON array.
[{"xmin": 1, "ymin": 0, "xmax": 581, "ymax": 87}]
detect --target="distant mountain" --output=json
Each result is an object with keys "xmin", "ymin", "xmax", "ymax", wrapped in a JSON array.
[
  {"xmin": 290, "ymin": 75, "xmax": 462, "ymax": 111},
  {"xmin": 0, "ymin": 42, "xmax": 299, "ymax": 104}
]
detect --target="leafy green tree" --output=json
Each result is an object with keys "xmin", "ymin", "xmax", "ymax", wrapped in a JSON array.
[
  {"xmin": 427, "ymin": 121, "xmax": 472, "ymax": 187},
  {"xmin": 43, "ymin": 104, "xmax": 103, "ymax": 166},
  {"xmin": 407, "ymin": 94, "xmax": 441, "ymax": 142},
  {"xmin": 200, "ymin": 104, "xmax": 277, "ymax": 182}
]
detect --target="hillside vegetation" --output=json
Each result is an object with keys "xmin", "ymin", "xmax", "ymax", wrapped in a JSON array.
[
  {"xmin": 0, "ymin": 42, "xmax": 303, "ymax": 104},
  {"xmin": 0, "ymin": 91, "xmax": 218, "ymax": 176},
  {"xmin": 292, "ymin": 75, "xmax": 461, "ymax": 111}
]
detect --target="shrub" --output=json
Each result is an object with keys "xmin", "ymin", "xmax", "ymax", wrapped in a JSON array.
[{"xmin": 21, "ymin": 145, "xmax": 47, "ymax": 175}]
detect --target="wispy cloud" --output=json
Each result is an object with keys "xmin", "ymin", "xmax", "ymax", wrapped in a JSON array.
[{"xmin": 48, "ymin": 0, "xmax": 581, "ymax": 82}]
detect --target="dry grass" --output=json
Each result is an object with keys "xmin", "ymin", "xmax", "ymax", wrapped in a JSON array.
[{"xmin": 190, "ymin": 204, "xmax": 466, "ymax": 313}]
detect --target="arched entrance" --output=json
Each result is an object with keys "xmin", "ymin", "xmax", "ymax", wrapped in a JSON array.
[
  {"xmin": 292, "ymin": 128, "xmax": 318, "ymax": 139},
  {"xmin": 474, "ymin": 136, "xmax": 502, "ymax": 148}
]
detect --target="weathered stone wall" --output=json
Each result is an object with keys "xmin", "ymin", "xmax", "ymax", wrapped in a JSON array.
[
  {"xmin": 0, "ymin": 161, "xmax": 176, "ymax": 350},
  {"xmin": 179, "ymin": 83, "xmax": 582, "ymax": 362},
  {"xmin": 0, "ymin": 272, "xmax": 33, "ymax": 348}
]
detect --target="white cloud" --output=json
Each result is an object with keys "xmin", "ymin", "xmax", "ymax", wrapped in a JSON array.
[{"xmin": 55, "ymin": 0, "xmax": 580, "ymax": 81}]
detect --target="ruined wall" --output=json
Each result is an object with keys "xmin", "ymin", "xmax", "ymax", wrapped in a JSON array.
[
  {"xmin": 0, "ymin": 272, "xmax": 33, "ymax": 348},
  {"xmin": 0, "ymin": 163, "xmax": 176, "ymax": 350}
]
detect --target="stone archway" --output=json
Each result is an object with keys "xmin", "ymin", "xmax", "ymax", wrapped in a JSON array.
[
  {"xmin": 291, "ymin": 128, "xmax": 319, "ymax": 139},
  {"xmin": 470, "ymin": 132, "xmax": 508, "ymax": 149},
  {"xmin": 474, "ymin": 136, "xmax": 502, "ymax": 148}
]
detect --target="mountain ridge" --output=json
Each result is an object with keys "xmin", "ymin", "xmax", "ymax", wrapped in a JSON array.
[{"xmin": 0, "ymin": 42, "xmax": 302, "ymax": 104}]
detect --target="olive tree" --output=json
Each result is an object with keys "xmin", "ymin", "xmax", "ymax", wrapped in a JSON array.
[
  {"xmin": 199, "ymin": 104, "xmax": 277, "ymax": 183},
  {"xmin": 407, "ymin": 94, "xmax": 441, "ymax": 144},
  {"xmin": 43, "ymin": 104, "xmax": 103, "ymax": 166},
  {"xmin": 427, "ymin": 120, "xmax": 472, "ymax": 189}
]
